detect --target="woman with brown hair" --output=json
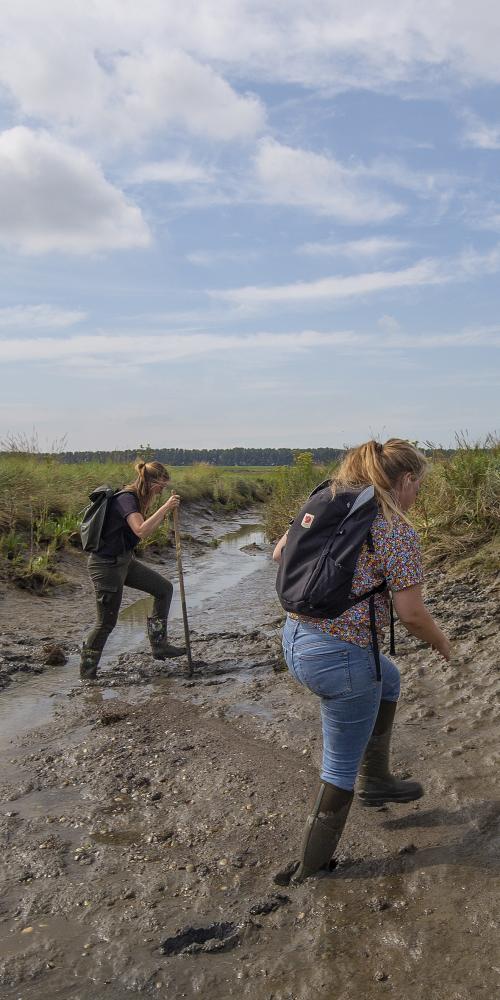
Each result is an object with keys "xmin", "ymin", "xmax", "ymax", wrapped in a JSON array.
[
  {"xmin": 274, "ymin": 439, "xmax": 451, "ymax": 883},
  {"xmin": 80, "ymin": 460, "xmax": 185, "ymax": 680}
]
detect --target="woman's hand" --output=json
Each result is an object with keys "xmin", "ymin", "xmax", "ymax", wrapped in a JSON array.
[
  {"xmin": 273, "ymin": 531, "xmax": 288, "ymax": 562},
  {"xmin": 392, "ymin": 584, "xmax": 451, "ymax": 661},
  {"xmin": 433, "ymin": 635, "xmax": 452, "ymax": 662},
  {"xmin": 163, "ymin": 493, "xmax": 181, "ymax": 513},
  {"xmin": 127, "ymin": 492, "xmax": 180, "ymax": 540}
]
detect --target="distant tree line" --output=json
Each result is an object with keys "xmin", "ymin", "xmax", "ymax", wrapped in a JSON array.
[{"xmin": 57, "ymin": 447, "xmax": 346, "ymax": 466}]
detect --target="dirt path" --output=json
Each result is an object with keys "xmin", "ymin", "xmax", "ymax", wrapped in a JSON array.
[{"xmin": 0, "ymin": 509, "xmax": 499, "ymax": 1000}]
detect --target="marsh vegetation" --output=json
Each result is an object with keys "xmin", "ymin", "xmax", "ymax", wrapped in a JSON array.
[
  {"xmin": 264, "ymin": 438, "xmax": 500, "ymax": 576},
  {"xmin": 0, "ymin": 437, "xmax": 498, "ymax": 592},
  {"xmin": 0, "ymin": 454, "xmax": 272, "ymax": 591}
]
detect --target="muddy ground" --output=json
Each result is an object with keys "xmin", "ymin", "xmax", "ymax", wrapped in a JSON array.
[{"xmin": 0, "ymin": 504, "xmax": 499, "ymax": 1000}]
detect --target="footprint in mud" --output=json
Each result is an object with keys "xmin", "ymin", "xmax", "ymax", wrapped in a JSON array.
[
  {"xmin": 159, "ymin": 896, "xmax": 290, "ymax": 957},
  {"xmin": 249, "ymin": 893, "xmax": 290, "ymax": 915},
  {"xmin": 160, "ymin": 921, "xmax": 241, "ymax": 956}
]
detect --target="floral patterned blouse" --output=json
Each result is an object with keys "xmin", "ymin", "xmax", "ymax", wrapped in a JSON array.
[{"xmin": 291, "ymin": 511, "xmax": 424, "ymax": 647}]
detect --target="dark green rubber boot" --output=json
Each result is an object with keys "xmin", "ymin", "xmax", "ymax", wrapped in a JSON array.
[
  {"xmin": 291, "ymin": 782, "xmax": 354, "ymax": 884},
  {"xmin": 80, "ymin": 646, "xmax": 101, "ymax": 681},
  {"xmin": 147, "ymin": 617, "xmax": 185, "ymax": 660},
  {"xmin": 358, "ymin": 699, "xmax": 424, "ymax": 806}
]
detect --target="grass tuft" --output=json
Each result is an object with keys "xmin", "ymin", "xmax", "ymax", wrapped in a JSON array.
[
  {"xmin": 263, "ymin": 452, "xmax": 330, "ymax": 540},
  {"xmin": 412, "ymin": 435, "xmax": 499, "ymax": 570}
]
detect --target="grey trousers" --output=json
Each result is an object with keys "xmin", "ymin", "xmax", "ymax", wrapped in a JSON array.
[{"xmin": 85, "ymin": 551, "xmax": 173, "ymax": 653}]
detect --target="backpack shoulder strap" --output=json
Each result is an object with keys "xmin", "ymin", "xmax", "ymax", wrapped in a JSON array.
[
  {"xmin": 344, "ymin": 485, "xmax": 375, "ymax": 517},
  {"xmin": 308, "ymin": 479, "xmax": 332, "ymax": 498}
]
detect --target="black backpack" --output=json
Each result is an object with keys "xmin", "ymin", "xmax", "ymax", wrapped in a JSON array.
[
  {"xmin": 276, "ymin": 481, "xmax": 392, "ymax": 677},
  {"xmin": 80, "ymin": 485, "xmax": 125, "ymax": 552}
]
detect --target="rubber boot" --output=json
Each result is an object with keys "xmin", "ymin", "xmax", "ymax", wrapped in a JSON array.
[
  {"xmin": 80, "ymin": 645, "xmax": 101, "ymax": 681},
  {"xmin": 147, "ymin": 617, "xmax": 185, "ymax": 660},
  {"xmin": 358, "ymin": 699, "xmax": 423, "ymax": 806},
  {"xmin": 290, "ymin": 782, "xmax": 354, "ymax": 883}
]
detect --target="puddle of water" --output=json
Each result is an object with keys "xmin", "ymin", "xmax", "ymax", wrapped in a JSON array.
[
  {"xmin": 90, "ymin": 829, "xmax": 141, "ymax": 846},
  {"xmin": 1, "ymin": 784, "xmax": 83, "ymax": 820},
  {"xmin": 0, "ymin": 655, "xmax": 150, "ymax": 752},
  {"xmin": 0, "ymin": 656, "xmax": 78, "ymax": 745},
  {"xmin": 0, "ymin": 914, "xmax": 84, "ymax": 962}
]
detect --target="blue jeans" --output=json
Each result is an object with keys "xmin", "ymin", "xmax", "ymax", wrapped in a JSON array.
[{"xmin": 282, "ymin": 617, "xmax": 401, "ymax": 791}]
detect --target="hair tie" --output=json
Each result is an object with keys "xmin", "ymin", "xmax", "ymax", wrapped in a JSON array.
[{"xmin": 375, "ymin": 441, "xmax": 383, "ymax": 454}]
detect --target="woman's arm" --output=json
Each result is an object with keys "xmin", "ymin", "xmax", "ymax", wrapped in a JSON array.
[
  {"xmin": 392, "ymin": 584, "xmax": 451, "ymax": 661},
  {"xmin": 126, "ymin": 494, "xmax": 180, "ymax": 541},
  {"xmin": 273, "ymin": 531, "xmax": 288, "ymax": 563}
]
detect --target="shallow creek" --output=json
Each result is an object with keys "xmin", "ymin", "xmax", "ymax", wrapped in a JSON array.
[{"xmin": 0, "ymin": 518, "xmax": 269, "ymax": 753}]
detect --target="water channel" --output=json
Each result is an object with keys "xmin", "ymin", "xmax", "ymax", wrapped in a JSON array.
[{"xmin": 0, "ymin": 518, "xmax": 269, "ymax": 754}]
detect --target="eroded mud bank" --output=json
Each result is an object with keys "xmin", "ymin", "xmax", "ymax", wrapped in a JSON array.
[{"xmin": 0, "ymin": 507, "xmax": 499, "ymax": 1000}]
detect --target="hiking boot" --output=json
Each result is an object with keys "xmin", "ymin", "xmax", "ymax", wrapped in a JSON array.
[
  {"xmin": 288, "ymin": 782, "xmax": 353, "ymax": 884},
  {"xmin": 147, "ymin": 617, "xmax": 185, "ymax": 660},
  {"xmin": 80, "ymin": 645, "xmax": 101, "ymax": 681},
  {"xmin": 358, "ymin": 699, "xmax": 424, "ymax": 806}
]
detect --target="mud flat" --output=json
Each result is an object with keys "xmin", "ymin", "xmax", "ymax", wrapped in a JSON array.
[{"xmin": 0, "ymin": 506, "xmax": 499, "ymax": 1000}]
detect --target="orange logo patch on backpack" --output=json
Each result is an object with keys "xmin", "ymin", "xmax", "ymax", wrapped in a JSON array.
[{"xmin": 301, "ymin": 512, "xmax": 314, "ymax": 528}]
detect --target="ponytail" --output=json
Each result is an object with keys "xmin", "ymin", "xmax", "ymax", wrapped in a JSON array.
[
  {"xmin": 123, "ymin": 460, "xmax": 170, "ymax": 515},
  {"xmin": 333, "ymin": 438, "xmax": 427, "ymax": 524}
]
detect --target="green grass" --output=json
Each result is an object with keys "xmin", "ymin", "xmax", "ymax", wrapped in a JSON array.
[
  {"xmin": 0, "ymin": 456, "xmax": 273, "ymax": 591},
  {"xmin": 411, "ymin": 436, "xmax": 500, "ymax": 570},
  {"xmin": 1, "ymin": 439, "xmax": 498, "ymax": 592},
  {"xmin": 264, "ymin": 441, "xmax": 500, "ymax": 577},
  {"xmin": 263, "ymin": 452, "xmax": 330, "ymax": 540}
]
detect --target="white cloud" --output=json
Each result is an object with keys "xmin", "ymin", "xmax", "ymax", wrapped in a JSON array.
[
  {"xmin": 186, "ymin": 251, "xmax": 220, "ymax": 266},
  {"xmin": 454, "ymin": 243, "xmax": 500, "ymax": 276},
  {"xmin": 211, "ymin": 259, "xmax": 445, "ymax": 308},
  {"xmin": 211, "ymin": 244, "xmax": 500, "ymax": 308},
  {"xmin": 128, "ymin": 158, "xmax": 213, "ymax": 185},
  {"xmin": 186, "ymin": 248, "xmax": 258, "ymax": 267},
  {"xmin": 477, "ymin": 213, "xmax": 500, "ymax": 232},
  {"xmin": 361, "ymin": 157, "xmax": 456, "ymax": 197},
  {"xmin": 0, "ymin": 127, "xmax": 150, "ymax": 254},
  {"xmin": 0, "ymin": 330, "xmax": 358, "ymax": 366},
  {"xmin": 180, "ymin": 1, "xmax": 500, "ymax": 89},
  {"xmin": 377, "ymin": 314, "xmax": 403, "ymax": 334},
  {"xmin": 0, "ymin": 12, "xmax": 265, "ymax": 147},
  {"xmin": 1, "ymin": 2, "xmax": 500, "ymax": 157},
  {"xmin": 299, "ymin": 237, "xmax": 412, "ymax": 259},
  {"xmin": 1, "ymin": 323, "xmax": 498, "ymax": 370},
  {"xmin": 114, "ymin": 48, "xmax": 265, "ymax": 143},
  {"xmin": 462, "ymin": 112, "xmax": 500, "ymax": 149},
  {"xmin": 0, "ymin": 304, "xmax": 86, "ymax": 330},
  {"xmin": 254, "ymin": 139, "xmax": 403, "ymax": 222}
]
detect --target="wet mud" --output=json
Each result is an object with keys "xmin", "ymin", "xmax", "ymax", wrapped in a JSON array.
[{"xmin": 0, "ymin": 506, "xmax": 499, "ymax": 1000}]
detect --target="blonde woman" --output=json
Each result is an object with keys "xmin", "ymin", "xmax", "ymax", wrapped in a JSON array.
[
  {"xmin": 274, "ymin": 439, "xmax": 451, "ymax": 883},
  {"xmin": 80, "ymin": 461, "xmax": 184, "ymax": 680}
]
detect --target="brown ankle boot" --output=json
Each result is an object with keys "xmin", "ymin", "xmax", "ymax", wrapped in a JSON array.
[{"xmin": 358, "ymin": 700, "xmax": 423, "ymax": 806}]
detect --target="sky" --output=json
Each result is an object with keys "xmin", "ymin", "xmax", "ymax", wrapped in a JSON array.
[{"xmin": 0, "ymin": 1, "xmax": 499, "ymax": 451}]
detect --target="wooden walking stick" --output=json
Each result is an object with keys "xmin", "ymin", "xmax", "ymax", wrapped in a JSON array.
[{"xmin": 172, "ymin": 506, "xmax": 194, "ymax": 677}]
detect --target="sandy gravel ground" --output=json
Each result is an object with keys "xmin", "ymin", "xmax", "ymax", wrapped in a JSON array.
[{"xmin": 0, "ymin": 506, "xmax": 499, "ymax": 1000}]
